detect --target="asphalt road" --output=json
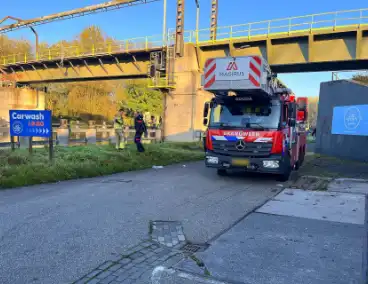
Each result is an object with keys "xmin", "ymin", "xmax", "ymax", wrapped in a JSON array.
[{"xmin": 0, "ymin": 162, "xmax": 280, "ymax": 284}]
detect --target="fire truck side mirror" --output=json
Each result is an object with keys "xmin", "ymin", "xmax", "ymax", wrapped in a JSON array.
[
  {"xmin": 203, "ymin": 102, "xmax": 210, "ymax": 118},
  {"xmin": 203, "ymin": 118, "xmax": 209, "ymax": 126}
]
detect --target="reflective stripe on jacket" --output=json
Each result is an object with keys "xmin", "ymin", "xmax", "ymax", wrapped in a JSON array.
[{"xmin": 114, "ymin": 116, "xmax": 124, "ymax": 130}]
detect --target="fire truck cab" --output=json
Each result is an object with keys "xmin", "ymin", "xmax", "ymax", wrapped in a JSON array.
[{"xmin": 202, "ymin": 56, "xmax": 308, "ymax": 181}]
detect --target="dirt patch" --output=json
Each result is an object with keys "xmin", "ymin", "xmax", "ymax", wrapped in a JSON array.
[
  {"xmin": 298, "ymin": 154, "xmax": 368, "ymax": 179},
  {"xmin": 287, "ymin": 175, "xmax": 332, "ymax": 191},
  {"xmin": 287, "ymin": 154, "xmax": 368, "ymax": 191}
]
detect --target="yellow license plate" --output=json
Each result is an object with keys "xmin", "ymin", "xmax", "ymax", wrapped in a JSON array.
[{"xmin": 232, "ymin": 158, "xmax": 250, "ymax": 166}]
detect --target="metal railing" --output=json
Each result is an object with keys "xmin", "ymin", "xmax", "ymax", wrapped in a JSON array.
[
  {"xmin": 0, "ymin": 125, "xmax": 162, "ymax": 148},
  {"xmin": 1, "ymin": 8, "xmax": 367, "ymax": 66},
  {"xmin": 191, "ymin": 8, "xmax": 368, "ymax": 43},
  {"xmin": 1, "ymin": 34, "xmax": 164, "ymax": 65}
]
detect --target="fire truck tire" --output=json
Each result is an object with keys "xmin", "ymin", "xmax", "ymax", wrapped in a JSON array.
[
  {"xmin": 295, "ymin": 148, "xmax": 306, "ymax": 170},
  {"xmin": 276, "ymin": 167, "xmax": 291, "ymax": 182},
  {"xmin": 217, "ymin": 169, "xmax": 227, "ymax": 176},
  {"xmin": 294, "ymin": 161, "xmax": 300, "ymax": 171},
  {"xmin": 300, "ymin": 147, "xmax": 306, "ymax": 165}
]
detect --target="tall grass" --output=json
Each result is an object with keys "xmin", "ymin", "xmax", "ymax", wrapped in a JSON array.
[{"xmin": 0, "ymin": 143, "xmax": 204, "ymax": 189}]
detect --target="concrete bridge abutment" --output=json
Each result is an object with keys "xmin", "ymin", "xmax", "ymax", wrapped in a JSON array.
[
  {"xmin": 164, "ymin": 44, "xmax": 212, "ymax": 142},
  {"xmin": 0, "ymin": 87, "xmax": 45, "ymax": 122}
]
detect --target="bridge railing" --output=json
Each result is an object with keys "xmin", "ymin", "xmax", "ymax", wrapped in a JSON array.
[
  {"xmin": 192, "ymin": 8, "xmax": 368, "ymax": 43},
  {"xmin": 1, "ymin": 9, "xmax": 367, "ymax": 66},
  {"xmin": 0, "ymin": 34, "xmax": 165, "ymax": 65}
]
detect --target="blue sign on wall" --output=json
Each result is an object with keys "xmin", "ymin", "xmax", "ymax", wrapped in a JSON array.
[
  {"xmin": 331, "ymin": 105, "xmax": 368, "ymax": 136},
  {"xmin": 9, "ymin": 110, "xmax": 52, "ymax": 138}
]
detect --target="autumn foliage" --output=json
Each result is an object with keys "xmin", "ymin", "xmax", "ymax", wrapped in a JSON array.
[{"xmin": 353, "ymin": 74, "xmax": 368, "ymax": 85}]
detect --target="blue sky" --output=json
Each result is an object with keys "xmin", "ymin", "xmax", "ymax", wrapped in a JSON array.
[{"xmin": 1, "ymin": 0, "xmax": 366, "ymax": 97}]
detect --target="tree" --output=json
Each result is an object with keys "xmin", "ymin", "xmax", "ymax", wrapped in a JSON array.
[
  {"xmin": 44, "ymin": 83, "xmax": 69, "ymax": 118},
  {"xmin": 0, "ymin": 35, "xmax": 32, "ymax": 62},
  {"xmin": 307, "ymin": 96, "xmax": 319, "ymax": 128},
  {"xmin": 120, "ymin": 81, "xmax": 163, "ymax": 115},
  {"xmin": 67, "ymin": 82, "xmax": 116, "ymax": 121},
  {"xmin": 77, "ymin": 25, "xmax": 115, "ymax": 54},
  {"xmin": 46, "ymin": 92, "xmax": 69, "ymax": 118},
  {"xmin": 352, "ymin": 74, "xmax": 368, "ymax": 85}
]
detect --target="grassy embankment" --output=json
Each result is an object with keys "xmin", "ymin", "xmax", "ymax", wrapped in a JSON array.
[
  {"xmin": 306, "ymin": 135, "xmax": 316, "ymax": 143},
  {"xmin": 290, "ymin": 153, "xmax": 368, "ymax": 191},
  {"xmin": 0, "ymin": 142, "xmax": 204, "ymax": 189}
]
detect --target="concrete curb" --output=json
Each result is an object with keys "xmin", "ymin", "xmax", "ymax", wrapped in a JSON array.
[{"xmin": 151, "ymin": 266, "xmax": 241, "ymax": 284}]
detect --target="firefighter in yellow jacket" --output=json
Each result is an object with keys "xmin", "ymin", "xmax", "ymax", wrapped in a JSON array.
[{"xmin": 114, "ymin": 108, "xmax": 126, "ymax": 150}]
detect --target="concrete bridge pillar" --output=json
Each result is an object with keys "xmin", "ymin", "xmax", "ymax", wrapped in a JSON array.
[
  {"xmin": 19, "ymin": 137, "xmax": 31, "ymax": 149},
  {"xmin": 164, "ymin": 44, "xmax": 212, "ymax": 142},
  {"xmin": 86, "ymin": 120, "xmax": 97, "ymax": 145},
  {"xmin": 57, "ymin": 119, "xmax": 69, "ymax": 146},
  {"xmin": 109, "ymin": 129, "xmax": 116, "ymax": 145}
]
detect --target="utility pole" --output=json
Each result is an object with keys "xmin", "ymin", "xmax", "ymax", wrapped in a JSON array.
[
  {"xmin": 195, "ymin": 0, "xmax": 199, "ymax": 44},
  {"xmin": 162, "ymin": 0, "xmax": 167, "ymax": 45},
  {"xmin": 30, "ymin": 27, "xmax": 39, "ymax": 58}
]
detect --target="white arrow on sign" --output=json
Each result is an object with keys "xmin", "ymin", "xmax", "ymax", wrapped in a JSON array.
[{"xmin": 46, "ymin": 129, "xmax": 49, "ymax": 134}]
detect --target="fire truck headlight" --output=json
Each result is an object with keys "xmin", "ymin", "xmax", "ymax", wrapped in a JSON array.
[
  {"xmin": 263, "ymin": 160, "xmax": 279, "ymax": 168},
  {"xmin": 206, "ymin": 156, "xmax": 219, "ymax": 164}
]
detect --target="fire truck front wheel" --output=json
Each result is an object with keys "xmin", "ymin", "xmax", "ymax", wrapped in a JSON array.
[
  {"xmin": 217, "ymin": 169, "xmax": 227, "ymax": 176},
  {"xmin": 276, "ymin": 166, "xmax": 292, "ymax": 182}
]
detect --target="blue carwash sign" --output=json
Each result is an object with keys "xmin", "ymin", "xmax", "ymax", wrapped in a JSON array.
[
  {"xmin": 331, "ymin": 105, "xmax": 368, "ymax": 136},
  {"xmin": 9, "ymin": 110, "xmax": 52, "ymax": 138}
]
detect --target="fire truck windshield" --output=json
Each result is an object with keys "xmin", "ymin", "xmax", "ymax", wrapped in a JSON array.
[{"xmin": 209, "ymin": 100, "xmax": 281, "ymax": 130}]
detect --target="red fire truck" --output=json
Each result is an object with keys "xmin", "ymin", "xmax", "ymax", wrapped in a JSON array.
[{"xmin": 202, "ymin": 56, "xmax": 308, "ymax": 181}]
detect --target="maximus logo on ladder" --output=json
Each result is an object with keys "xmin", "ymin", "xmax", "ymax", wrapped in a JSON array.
[{"xmin": 226, "ymin": 61, "xmax": 238, "ymax": 71}]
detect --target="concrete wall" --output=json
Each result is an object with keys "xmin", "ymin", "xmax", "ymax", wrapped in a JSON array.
[
  {"xmin": 164, "ymin": 44, "xmax": 213, "ymax": 142},
  {"xmin": 0, "ymin": 87, "xmax": 45, "ymax": 143},
  {"xmin": 315, "ymin": 80, "xmax": 368, "ymax": 161},
  {"xmin": 0, "ymin": 87, "xmax": 45, "ymax": 121}
]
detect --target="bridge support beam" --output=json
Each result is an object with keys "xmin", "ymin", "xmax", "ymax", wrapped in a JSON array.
[
  {"xmin": 164, "ymin": 44, "xmax": 212, "ymax": 142},
  {"xmin": 308, "ymin": 34, "xmax": 314, "ymax": 63},
  {"xmin": 356, "ymin": 30, "xmax": 363, "ymax": 59}
]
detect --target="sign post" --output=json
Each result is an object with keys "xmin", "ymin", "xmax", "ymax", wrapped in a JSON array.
[
  {"xmin": 9, "ymin": 110, "xmax": 53, "ymax": 160},
  {"xmin": 10, "ymin": 136, "xmax": 15, "ymax": 151}
]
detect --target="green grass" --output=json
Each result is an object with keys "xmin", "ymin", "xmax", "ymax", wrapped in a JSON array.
[
  {"xmin": 0, "ymin": 142, "xmax": 204, "ymax": 189},
  {"xmin": 306, "ymin": 136, "xmax": 316, "ymax": 143},
  {"xmin": 299, "ymin": 153, "xmax": 368, "ymax": 179},
  {"xmin": 288, "ymin": 153, "xmax": 368, "ymax": 191}
]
